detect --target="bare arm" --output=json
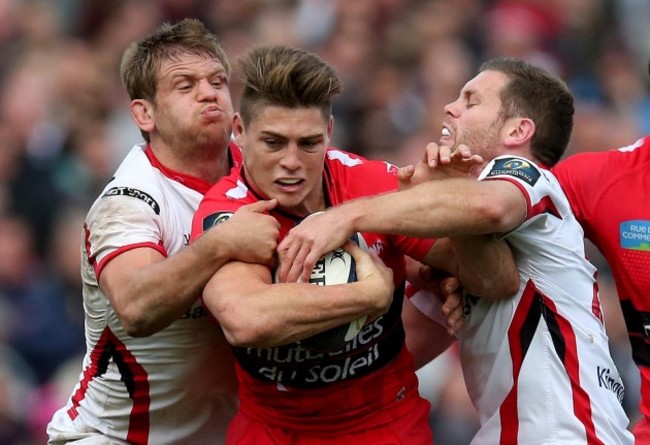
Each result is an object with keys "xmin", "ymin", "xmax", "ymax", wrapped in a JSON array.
[
  {"xmin": 100, "ymin": 200, "xmax": 280, "ymax": 337},
  {"xmin": 422, "ymin": 235, "xmax": 519, "ymax": 301},
  {"xmin": 278, "ymin": 177, "xmax": 526, "ymax": 283},
  {"xmin": 203, "ymin": 242, "xmax": 394, "ymax": 348}
]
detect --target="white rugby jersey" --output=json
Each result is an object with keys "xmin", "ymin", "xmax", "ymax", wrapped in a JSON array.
[
  {"xmin": 412, "ymin": 155, "xmax": 634, "ymax": 445},
  {"xmin": 47, "ymin": 143, "xmax": 240, "ymax": 445}
]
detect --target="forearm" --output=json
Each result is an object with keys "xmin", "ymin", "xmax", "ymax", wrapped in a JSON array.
[
  {"xmin": 102, "ymin": 225, "xmax": 234, "ymax": 336},
  {"xmin": 205, "ymin": 263, "xmax": 388, "ymax": 348},
  {"xmin": 344, "ymin": 179, "xmax": 506, "ymax": 238},
  {"xmin": 422, "ymin": 236, "xmax": 519, "ymax": 300},
  {"xmin": 449, "ymin": 235, "xmax": 520, "ymax": 300}
]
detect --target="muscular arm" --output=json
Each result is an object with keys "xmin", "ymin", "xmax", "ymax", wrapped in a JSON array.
[
  {"xmin": 203, "ymin": 243, "xmax": 394, "ymax": 348},
  {"xmin": 343, "ymin": 178, "xmax": 525, "ymax": 238},
  {"xmin": 279, "ymin": 177, "xmax": 526, "ymax": 284},
  {"xmin": 422, "ymin": 235, "xmax": 519, "ymax": 300},
  {"xmin": 100, "ymin": 200, "xmax": 279, "ymax": 337}
]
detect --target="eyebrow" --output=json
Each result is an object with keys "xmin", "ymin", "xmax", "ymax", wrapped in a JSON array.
[
  {"xmin": 260, "ymin": 131, "xmax": 324, "ymax": 141},
  {"xmin": 463, "ymin": 89, "xmax": 478, "ymax": 101}
]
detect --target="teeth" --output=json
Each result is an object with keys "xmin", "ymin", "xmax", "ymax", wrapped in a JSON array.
[
  {"xmin": 278, "ymin": 178, "xmax": 300, "ymax": 185},
  {"xmin": 441, "ymin": 127, "xmax": 451, "ymax": 137}
]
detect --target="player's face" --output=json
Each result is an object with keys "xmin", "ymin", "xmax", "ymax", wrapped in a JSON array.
[
  {"xmin": 440, "ymin": 70, "xmax": 509, "ymax": 163},
  {"xmin": 235, "ymin": 105, "xmax": 332, "ymax": 217},
  {"xmin": 149, "ymin": 52, "xmax": 234, "ymax": 153}
]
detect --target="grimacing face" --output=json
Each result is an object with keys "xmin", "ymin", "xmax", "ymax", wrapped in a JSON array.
[
  {"xmin": 147, "ymin": 52, "xmax": 234, "ymax": 152},
  {"xmin": 440, "ymin": 70, "xmax": 510, "ymax": 164},
  {"xmin": 234, "ymin": 105, "xmax": 333, "ymax": 217}
]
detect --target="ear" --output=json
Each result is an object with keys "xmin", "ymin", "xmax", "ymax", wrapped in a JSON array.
[
  {"xmin": 326, "ymin": 115, "xmax": 334, "ymax": 141},
  {"xmin": 503, "ymin": 117, "xmax": 535, "ymax": 147},
  {"xmin": 130, "ymin": 99, "xmax": 155, "ymax": 133},
  {"xmin": 233, "ymin": 113, "xmax": 245, "ymax": 147}
]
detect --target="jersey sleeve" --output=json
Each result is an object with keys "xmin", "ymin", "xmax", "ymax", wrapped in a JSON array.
[
  {"xmin": 552, "ymin": 151, "xmax": 610, "ymax": 226},
  {"xmin": 85, "ymin": 191, "xmax": 166, "ymax": 279},
  {"xmin": 478, "ymin": 155, "xmax": 564, "ymax": 233},
  {"xmin": 325, "ymin": 151, "xmax": 436, "ymax": 259}
]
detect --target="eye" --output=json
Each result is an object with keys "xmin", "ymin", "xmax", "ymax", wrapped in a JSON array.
[
  {"xmin": 177, "ymin": 82, "xmax": 192, "ymax": 91},
  {"xmin": 211, "ymin": 75, "xmax": 227, "ymax": 88},
  {"xmin": 264, "ymin": 138, "xmax": 283, "ymax": 149}
]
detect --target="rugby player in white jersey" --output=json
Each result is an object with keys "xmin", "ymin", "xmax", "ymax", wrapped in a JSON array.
[
  {"xmin": 278, "ymin": 57, "xmax": 635, "ymax": 444},
  {"xmin": 46, "ymin": 19, "xmax": 282, "ymax": 445}
]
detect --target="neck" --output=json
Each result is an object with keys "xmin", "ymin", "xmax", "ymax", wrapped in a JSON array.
[{"xmin": 150, "ymin": 140, "xmax": 231, "ymax": 184}]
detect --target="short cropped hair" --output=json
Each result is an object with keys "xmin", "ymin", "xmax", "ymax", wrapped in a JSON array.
[
  {"xmin": 120, "ymin": 18, "xmax": 229, "ymax": 99},
  {"xmin": 480, "ymin": 58, "xmax": 574, "ymax": 166},
  {"xmin": 237, "ymin": 45, "xmax": 342, "ymax": 127}
]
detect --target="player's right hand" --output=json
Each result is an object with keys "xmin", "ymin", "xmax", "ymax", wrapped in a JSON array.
[
  {"xmin": 343, "ymin": 241, "xmax": 394, "ymax": 320},
  {"xmin": 225, "ymin": 199, "xmax": 280, "ymax": 266}
]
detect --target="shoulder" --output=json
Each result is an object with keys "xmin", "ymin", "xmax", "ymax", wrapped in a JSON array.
[
  {"xmin": 480, "ymin": 155, "xmax": 545, "ymax": 188},
  {"xmin": 194, "ymin": 165, "xmax": 253, "ymax": 237},
  {"xmin": 88, "ymin": 144, "xmax": 164, "ymax": 218},
  {"xmin": 203, "ymin": 164, "xmax": 247, "ymax": 204},
  {"xmin": 325, "ymin": 147, "xmax": 397, "ymax": 175},
  {"xmin": 324, "ymin": 147, "xmax": 399, "ymax": 202}
]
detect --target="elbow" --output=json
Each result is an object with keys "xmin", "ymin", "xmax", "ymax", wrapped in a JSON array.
[
  {"xmin": 218, "ymin": 308, "xmax": 277, "ymax": 348},
  {"xmin": 222, "ymin": 322, "xmax": 275, "ymax": 348},
  {"xmin": 119, "ymin": 311, "xmax": 159, "ymax": 338},
  {"xmin": 473, "ymin": 199, "xmax": 515, "ymax": 234},
  {"xmin": 474, "ymin": 270, "xmax": 520, "ymax": 301},
  {"xmin": 113, "ymin": 295, "xmax": 167, "ymax": 337}
]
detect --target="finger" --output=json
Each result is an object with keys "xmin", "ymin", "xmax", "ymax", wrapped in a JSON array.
[
  {"xmin": 242, "ymin": 198, "xmax": 278, "ymax": 213},
  {"xmin": 441, "ymin": 276, "xmax": 460, "ymax": 293},
  {"xmin": 302, "ymin": 246, "xmax": 326, "ymax": 283},
  {"xmin": 446, "ymin": 310, "xmax": 463, "ymax": 335},
  {"xmin": 398, "ymin": 165, "xmax": 415, "ymax": 182},
  {"xmin": 277, "ymin": 241, "xmax": 301, "ymax": 282},
  {"xmin": 290, "ymin": 244, "xmax": 317, "ymax": 284},
  {"xmin": 424, "ymin": 142, "xmax": 440, "ymax": 167},
  {"xmin": 439, "ymin": 145, "xmax": 454, "ymax": 164},
  {"xmin": 453, "ymin": 144, "xmax": 472, "ymax": 159}
]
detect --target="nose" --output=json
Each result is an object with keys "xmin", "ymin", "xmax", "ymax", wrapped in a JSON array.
[
  {"xmin": 280, "ymin": 144, "xmax": 301, "ymax": 171},
  {"xmin": 197, "ymin": 79, "xmax": 218, "ymax": 101},
  {"xmin": 443, "ymin": 99, "xmax": 459, "ymax": 118}
]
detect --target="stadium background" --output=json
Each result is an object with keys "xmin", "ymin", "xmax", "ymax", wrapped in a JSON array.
[{"xmin": 0, "ymin": 0, "xmax": 645, "ymax": 443}]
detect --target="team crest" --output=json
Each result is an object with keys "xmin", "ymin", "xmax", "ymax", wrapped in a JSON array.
[
  {"xmin": 486, "ymin": 157, "xmax": 540, "ymax": 186},
  {"xmin": 202, "ymin": 212, "xmax": 233, "ymax": 231}
]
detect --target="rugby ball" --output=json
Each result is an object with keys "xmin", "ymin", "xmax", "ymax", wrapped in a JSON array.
[{"xmin": 281, "ymin": 232, "xmax": 369, "ymax": 351}]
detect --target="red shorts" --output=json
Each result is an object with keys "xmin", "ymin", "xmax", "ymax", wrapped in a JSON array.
[{"xmin": 225, "ymin": 397, "xmax": 433, "ymax": 445}]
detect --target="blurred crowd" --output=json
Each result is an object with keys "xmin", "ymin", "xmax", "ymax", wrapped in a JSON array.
[{"xmin": 0, "ymin": 0, "xmax": 646, "ymax": 443}]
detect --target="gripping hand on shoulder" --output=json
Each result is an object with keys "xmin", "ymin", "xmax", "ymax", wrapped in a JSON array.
[{"xmin": 220, "ymin": 199, "xmax": 280, "ymax": 267}]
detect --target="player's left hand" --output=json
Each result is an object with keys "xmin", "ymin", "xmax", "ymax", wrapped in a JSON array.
[
  {"xmin": 411, "ymin": 264, "xmax": 464, "ymax": 336},
  {"xmin": 277, "ymin": 209, "xmax": 354, "ymax": 284},
  {"xmin": 399, "ymin": 143, "xmax": 484, "ymax": 190},
  {"xmin": 439, "ymin": 276, "xmax": 464, "ymax": 336}
]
